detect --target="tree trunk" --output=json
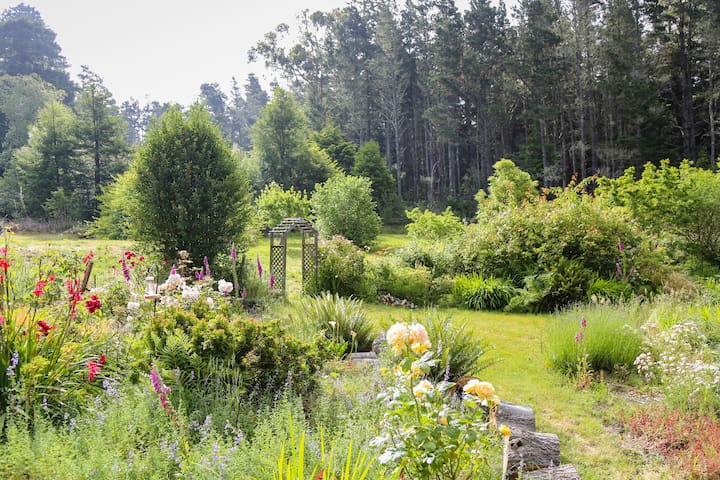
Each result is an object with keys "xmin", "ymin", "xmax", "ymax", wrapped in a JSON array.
[
  {"xmin": 523, "ymin": 465, "xmax": 581, "ymax": 480},
  {"xmin": 503, "ymin": 430, "xmax": 561, "ymax": 479}
]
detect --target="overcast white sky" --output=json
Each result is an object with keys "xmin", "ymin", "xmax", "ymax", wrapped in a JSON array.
[{"xmin": 8, "ymin": 0, "xmax": 478, "ymax": 106}]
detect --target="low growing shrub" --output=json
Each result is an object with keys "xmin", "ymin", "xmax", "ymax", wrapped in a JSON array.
[
  {"xmin": 452, "ymin": 274, "xmax": 516, "ymax": 311},
  {"xmin": 309, "ymin": 236, "xmax": 373, "ymax": 299},
  {"xmin": 369, "ymin": 259, "xmax": 432, "ymax": 305}
]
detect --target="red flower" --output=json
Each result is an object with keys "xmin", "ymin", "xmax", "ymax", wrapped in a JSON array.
[
  {"xmin": 33, "ymin": 279, "xmax": 47, "ymax": 296},
  {"xmin": 48, "ymin": 274, "xmax": 56, "ymax": 282},
  {"xmin": 37, "ymin": 320, "xmax": 54, "ymax": 336},
  {"xmin": 99, "ymin": 354, "xmax": 106, "ymax": 365},
  {"xmin": 0, "ymin": 316, "xmax": 5, "ymax": 325},
  {"xmin": 138, "ymin": 256, "xmax": 145, "ymax": 262},
  {"xmin": 85, "ymin": 294, "xmax": 101, "ymax": 314},
  {"xmin": 83, "ymin": 251, "xmax": 94, "ymax": 264},
  {"xmin": 124, "ymin": 250, "xmax": 136, "ymax": 260},
  {"xmin": 0, "ymin": 258, "xmax": 9, "ymax": 272},
  {"xmin": 87, "ymin": 361, "xmax": 102, "ymax": 382}
]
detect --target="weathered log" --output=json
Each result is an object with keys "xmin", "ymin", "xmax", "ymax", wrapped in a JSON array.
[
  {"xmin": 497, "ymin": 401, "xmax": 536, "ymax": 433},
  {"xmin": 522, "ymin": 464, "xmax": 580, "ymax": 479},
  {"xmin": 502, "ymin": 430, "xmax": 561, "ymax": 479}
]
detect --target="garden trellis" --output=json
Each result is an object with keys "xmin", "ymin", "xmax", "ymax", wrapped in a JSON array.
[{"xmin": 268, "ymin": 217, "xmax": 318, "ymax": 293}]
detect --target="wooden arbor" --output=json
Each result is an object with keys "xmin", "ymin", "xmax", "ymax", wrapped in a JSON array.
[{"xmin": 268, "ymin": 217, "xmax": 318, "ymax": 293}]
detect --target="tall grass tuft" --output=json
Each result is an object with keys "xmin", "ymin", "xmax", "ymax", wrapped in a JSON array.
[
  {"xmin": 296, "ymin": 292, "xmax": 376, "ymax": 353},
  {"xmin": 452, "ymin": 273, "xmax": 516, "ymax": 311},
  {"xmin": 547, "ymin": 302, "xmax": 645, "ymax": 375}
]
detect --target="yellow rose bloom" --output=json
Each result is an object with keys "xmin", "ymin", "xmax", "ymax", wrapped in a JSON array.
[
  {"xmin": 386, "ymin": 322, "xmax": 410, "ymax": 355},
  {"xmin": 499, "ymin": 424, "xmax": 512, "ymax": 437},
  {"xmin": 411, "ymin": 361, "xmax": 424, "ymax": 377},
  {"xmin": 410, "ymin": 340, "xmax": 431, "ymax": 355},
  {"xmin": 413, "ymin": 380, "xmax": 434, "ymax": 399},
  {"xmin": 463, "ymin": 379, "xmax": 495, "ymax": 401}
]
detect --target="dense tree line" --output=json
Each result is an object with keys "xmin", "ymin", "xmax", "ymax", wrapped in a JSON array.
[
  {"xmin": 249, "ymin": 0, "xmax": 720, "ymax": 213},
  {"xmin": 1, "ymin": 1, "xmax": 719, "ymax": 225}
]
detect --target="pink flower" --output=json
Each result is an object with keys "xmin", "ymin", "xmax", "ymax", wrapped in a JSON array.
[
  {"xmin": 231, "ymin": 244, "xmax": 237, "ymax": 261},
  {"xmin": 618, "ymin": 241, "xmax": 624, "ymax": 253},
  {"xmin": 87, "ymin": 360, "xmax": 103, "ymax": 381},
  {"xmin": 203, "ymin": 256, "xmax": 211, "ymax": 277},
  {"xmin": 37, "ymin": 320, "xmax": 54, "ymax": 336},
  {"xmin": 580, "ymin": 317, "xmax": 587, "ymax": 329},
  {"xmin": 574, "ymin": 330, "xmax": 584, "ymax": 343},
  {"xmin": 269, "ymin": 274, "xmax": 275, "ymax": 289},
  {"xmin": 257, "ymin": 257, "xmax": 263, "ymax": 277},
  {"xmin": 120, "ymin": 258, "xmax": 131, "ymax": 283}
]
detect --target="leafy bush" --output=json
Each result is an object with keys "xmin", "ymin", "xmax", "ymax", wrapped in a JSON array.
[
  {"xmin": 547, "ymin": 302, "xmax": 645, "ymax": 375},
  {"xmin": 297, "ymin": 292, "xmax": 375, "ymax": 354},
  {"xmin": 587, "ymin": 277, "xmax": 634, "ymax": 303},
  {"xmin": 452, "ymin": 274, "xmax": 516, "ymax": 311},
  {"xmin": 309, "ymin": 236, "xmax": 372, "ymax": 299},
  {"xmin": 254, "ymin": 182, "xmax": 311, "ymax": 231},
  {"xmin": 396, "ymin": 239, "xmax": 463, "ymax": 278},
  {"xmin": 369, "ymin": 259, "xmax": 433, "ymax": 305},
  {"xmin": 599, "ymin": 160, "xmax": 720, "ymax": 265},
  {"xmin": 145, "ymin": 302, "xmax": 330, "ymax": 401},
  {"xmin": 311, "ymin": 174, "xmax": 381, "ymax": 248},
  {"xmin": 352, "ymin": 141, "xmax": 403, "ymax": 224},
  {"xmin": 460, "ymin": 186, "xmax": 664, "ymax": 311},
  {"xmin": 475, "ymin": 158, "xmax": 538, "ymax": 212},
  {"xmin": 405, "ymin": 207, "xmax": 465, "ymax": 240},
  {"xmin": 132, "ymin": 104, "xmax": 252, "ymax": 263}
]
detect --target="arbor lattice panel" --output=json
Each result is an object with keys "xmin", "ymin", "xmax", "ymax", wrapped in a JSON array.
[{"xmin": 268, "ymin": 218, "xmax": 318, "ymax": 295}]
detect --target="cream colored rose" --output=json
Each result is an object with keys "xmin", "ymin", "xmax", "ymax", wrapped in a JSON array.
[
  {"xmin": 463, "ymin": 379, "xmax": 495, "ymax": 401},
  {"xmin": 386, "ymin": 322, "xmax": 411, "ymax": 355},
  {"xmin": 408, "ymin": 323, "xmax": 431, "ymax": 354},
  {"xmin": 413, "ymin": 380, "xmax": 434, "ymax": 399}
]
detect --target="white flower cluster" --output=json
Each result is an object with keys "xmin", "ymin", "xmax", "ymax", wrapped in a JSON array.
[{"xmin": 634, "ymin": 320, "xmax": 720, "ymax": 397}]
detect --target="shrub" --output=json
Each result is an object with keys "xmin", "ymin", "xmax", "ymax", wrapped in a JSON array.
[
  {"xmin": 369, "ymin": 259, "xmax": 433, "ymax": 305},
  {"xmin": 310, "ymin": 236, "xmax": 372, "ymax": 299},
  {"xmin": 254, "ymin": 182, "xmax": 311, "ymax": 231},
  {"xmin": 405, "ymin": 207, "xmax": 465, "ymax": 240},
  {"xmin": 352, "ymin": 141, "xmax": 402, "ymax": 224},
  {"xmin": 396, "ymin": 239, "xmax": 463, "ymax": 278},
  {"xmin": 132, "ymin": 104, "xmax": 252, "ymax": 263},
  {"xmin": 547, "ymin": 302, "xmax": 645, "ymax": 375},
  {"xmin": 475, "ymin": 158, "xmax": 538, "ymax": 213},
  {"xmin": 452, "ymin": 274, "xmax": 516, "ymax": 311},
  {"xmin": 145, "ymin": 303, "xmax": 330, "ymax": 402},
  {"xmin": 587, "ymin": 277, "xmax": 634, "ymax": 303},
  {"xmin": 296, "ymin": 293, "xmax": 375, "ymax": 354},
  {"xmin": 599, "ymin": 159, "xmax": 720, "ymax": 265},
  {"xmin": 311, "ymin": 174, "xmax": 381, "ymax": 248}
]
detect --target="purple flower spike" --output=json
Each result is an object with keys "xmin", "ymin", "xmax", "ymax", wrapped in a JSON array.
[
  {"xmin": 616, "ymin": 263, "xmax": 622, "ymax": 279},
  {"xmin": 121, "ymin": 258, "xmax": 131, "ymax": 283},
  {"xmin": 618, "ymin": 240, "xmax": 624, "ymax": 253},
  {"xmin": 257, "ymin": 257, "xmax": 263, "ymax": 277},
  {"xmin": 270, "ymin": 274, "xmax": 275, "ymax": 289},
  {"xmin": 203, "ymin": 256, "xmax": 211, "ymax": 277},
  {"xmin": 580, "ymin": 317, "xmax": 587, "ymax": 329},
  {"xmin": 574, "ymin": 331, "xmax": 584, "ymax": 343},
  {"xmin": 231, "ymin": 244, "xmax": 237, "ymax": 261},
  {"xmin": 170, "ymin": 264, "xmax": 177, "ymax": 275},
  {"xmin": 195, "ymin": 271, "xmax": 204, "ymax": 281}
]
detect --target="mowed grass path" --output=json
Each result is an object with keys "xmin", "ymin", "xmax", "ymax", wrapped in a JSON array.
[{"xmin": 13, "ymin": 231, "xmax": 668, "ymax": 479}]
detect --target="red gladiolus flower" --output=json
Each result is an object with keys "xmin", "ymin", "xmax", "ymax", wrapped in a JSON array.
[
  {"xmin": 83, "ymin": 251, "xmax": 94, "ymax": 264},
  {"xmin": 37, "ymin": 320, "xmax": 54, "ymax": 336},
  {"xmin": 0, "ymin": 258, "xmax": 9, "ymax": 272},
  {"xmin": 85, "ymin": 294, "xmax": 101, "ymax": 314},
  {"xmin": 99, "ymin": 354, "xmax": 106, "ymax": 365},
  {"xmin": 33, "ymin": 279, "xmax": 47, "ymax": 296},
  {"xmin": 87, "ymin": 361, "xmax": 102, "ymax": 382}
]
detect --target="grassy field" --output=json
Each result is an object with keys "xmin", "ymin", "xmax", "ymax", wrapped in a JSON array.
[{"xmin": 11, "ymin": 230, "xmax": 668, "ymax": 479}]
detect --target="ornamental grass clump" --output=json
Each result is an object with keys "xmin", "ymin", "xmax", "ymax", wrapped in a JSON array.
[{"xmin": 373, "ymin": 321, "xmax": 506, "ymax": 479}]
